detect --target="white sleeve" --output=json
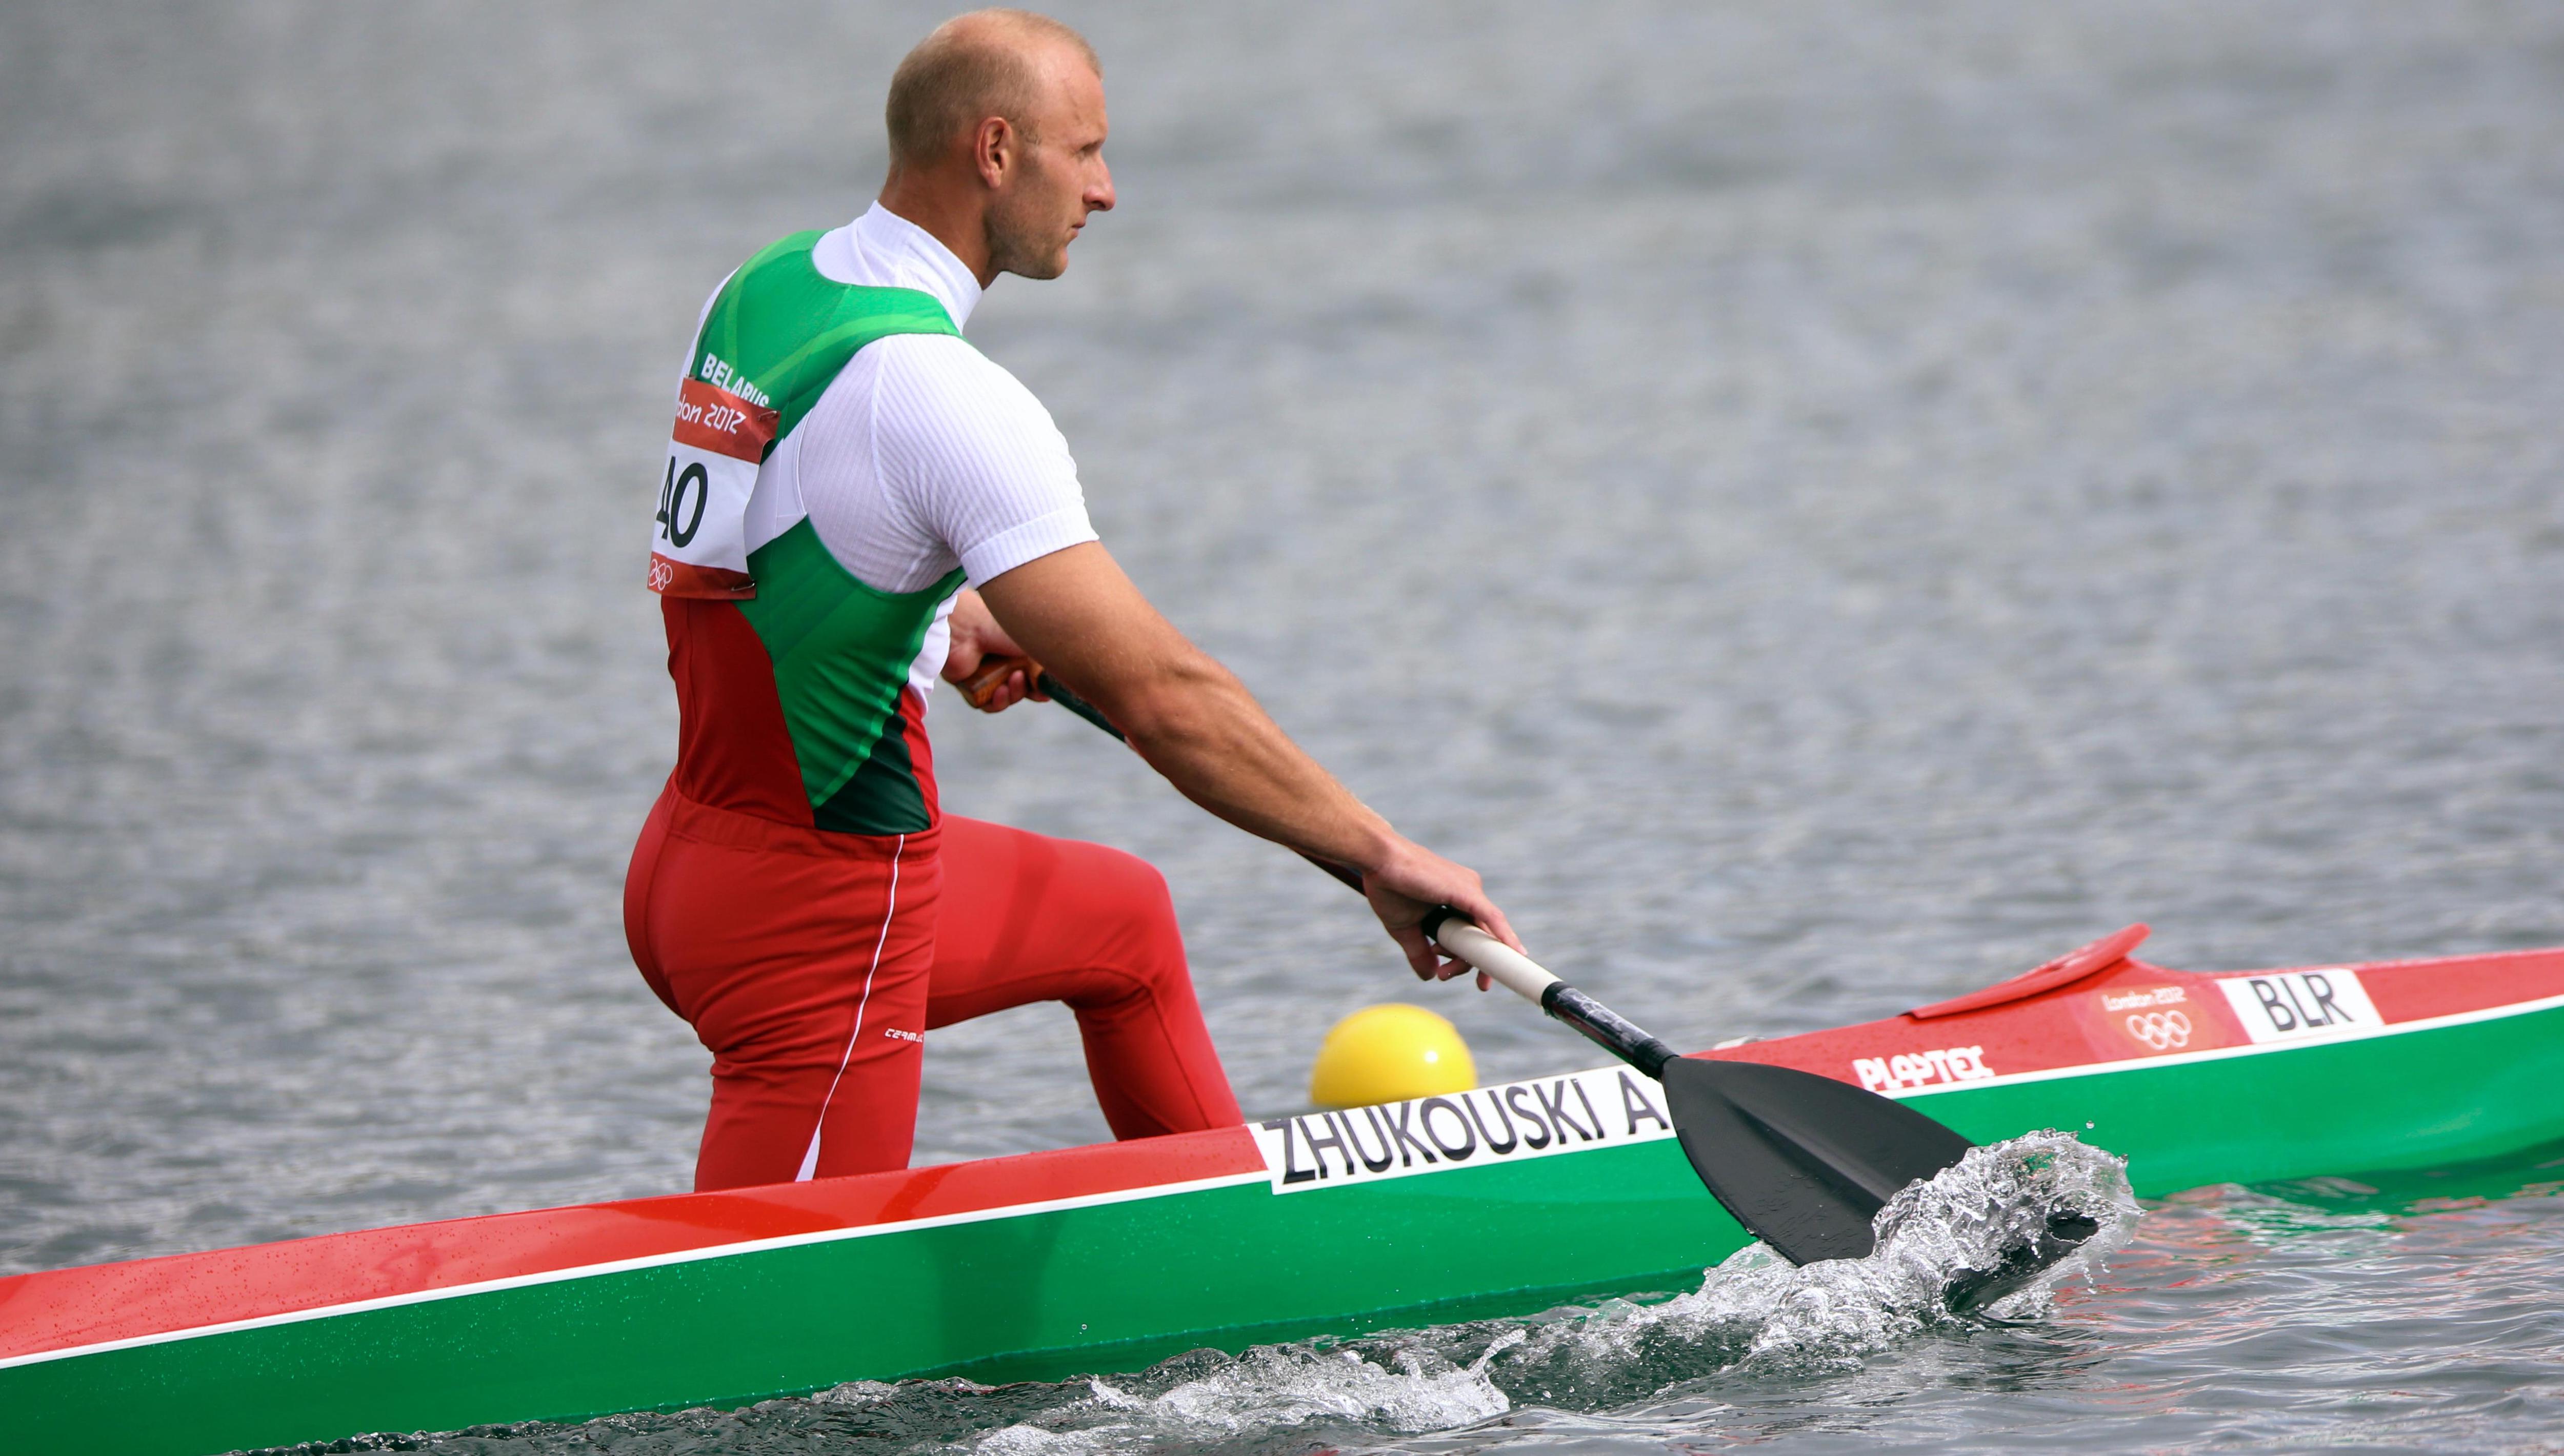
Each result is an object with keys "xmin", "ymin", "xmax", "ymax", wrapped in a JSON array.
[{"xmin": 869, "ymin": 334, "xmax": 1099, "ymax": 585}]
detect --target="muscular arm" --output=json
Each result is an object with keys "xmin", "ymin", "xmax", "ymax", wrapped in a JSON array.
[{"xmin": 968, "ymin": 542, "xmax": 1521, "ymax": 977}]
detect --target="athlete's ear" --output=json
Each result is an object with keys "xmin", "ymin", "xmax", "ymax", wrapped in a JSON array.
[{"xmin": 973, "ymin": 115, "xmax": 1015, "ymax": 190}]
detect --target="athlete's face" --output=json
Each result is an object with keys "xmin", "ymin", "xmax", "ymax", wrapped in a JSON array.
[{"xmin": 986, "ymin": 51, "xmax": 1113, "ymax": 281}]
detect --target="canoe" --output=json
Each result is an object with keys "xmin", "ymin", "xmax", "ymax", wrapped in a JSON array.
[{"xmin": 6, "ymin": 926, "xmax": 2561, "ymax": 1456}]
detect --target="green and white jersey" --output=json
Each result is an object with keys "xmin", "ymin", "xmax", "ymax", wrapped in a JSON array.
[{"xmin": 649, "ymin": 205, "xmax": 1098, "ymax": 835}]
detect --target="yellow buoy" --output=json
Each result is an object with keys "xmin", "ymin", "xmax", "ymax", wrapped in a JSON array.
[{"xmin": 1308, "ymin": 1004, "xmax": 1477, "ymax": 1108}]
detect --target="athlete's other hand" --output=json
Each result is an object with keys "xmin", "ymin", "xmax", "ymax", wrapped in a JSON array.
[
  {"xmin": 1360, "ymin": 837, "xmax": 1523, "ymax": 992},
  {"xmin": 941, "ymin": 588, "xmax": 1050, "ymax": 713}
]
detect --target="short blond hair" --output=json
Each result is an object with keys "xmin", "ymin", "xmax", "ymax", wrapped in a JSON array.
[{"xmin": 885, "ymin": 9, "xmax": 1100, "ymax": 164}]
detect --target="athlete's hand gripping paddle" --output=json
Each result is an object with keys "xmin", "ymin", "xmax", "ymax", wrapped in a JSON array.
[{"xmin": 981, "ymin": 656, "xmax": 2097, "ymax": 1306}]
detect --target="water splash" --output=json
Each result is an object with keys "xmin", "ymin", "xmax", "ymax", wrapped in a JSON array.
[
  {"xmin": 923, "ymin": 1131, "xmax": 2139, "ymax": 1454},
  {"xmin": 1412, "ymin": 1127, "xmax": 2140, "ymax": 1407}
]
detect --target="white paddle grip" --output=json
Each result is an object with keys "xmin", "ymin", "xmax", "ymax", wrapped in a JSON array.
[{"xmin": 1432, "ymin": 921, "xmax": 1560, "ymax": 1005}]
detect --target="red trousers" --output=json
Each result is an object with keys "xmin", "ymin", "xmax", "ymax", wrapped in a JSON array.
[{"xmin": 624, "ymin": 785, "xmax": 1243, "ymax": 1191}]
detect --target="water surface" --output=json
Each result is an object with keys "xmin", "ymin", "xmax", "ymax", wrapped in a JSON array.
[{"xmin": 3, "ymin": 2, "xmax": 2560, "ymax": 1451}]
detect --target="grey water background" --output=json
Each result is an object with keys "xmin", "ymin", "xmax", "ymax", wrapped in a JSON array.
[{"xmin": 2, "ymin": 1, "xmax": 2559, "ymax": 1451}]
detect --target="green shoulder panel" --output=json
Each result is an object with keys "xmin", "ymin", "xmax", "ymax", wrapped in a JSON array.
[{"xmin": 693, "ymin": 232, "xmax": 961, "ymax": 448}]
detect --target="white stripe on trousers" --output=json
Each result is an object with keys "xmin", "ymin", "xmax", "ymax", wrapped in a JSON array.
[{"xmin": 796, "ymin": 832, "xmax": 906, "ymax": 1181}]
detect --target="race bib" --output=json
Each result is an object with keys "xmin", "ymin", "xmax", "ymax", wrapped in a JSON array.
[{"xmin": 647, "ymin": 370, "xmax": 777, "ymax": 599}]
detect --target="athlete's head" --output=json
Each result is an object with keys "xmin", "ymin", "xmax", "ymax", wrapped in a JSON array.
[{"xmin": 883, "ymin": 9, "xmax": 1112, "ymax": 282}]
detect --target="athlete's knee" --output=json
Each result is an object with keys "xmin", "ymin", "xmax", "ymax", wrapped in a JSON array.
[
  {"xmin": 1055, "ymin": 844, "xmax": 1192, "ymax": 997},
  {"xmin": 1075, "ymin": 843, "xmax": 1179, "ymax": 932}
]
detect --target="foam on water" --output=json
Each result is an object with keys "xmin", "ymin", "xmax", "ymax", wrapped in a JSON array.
[
  {"xmin": 905, "ymin": 1131, "xmax": 2139, "ymax": 1456},
  {"xmin": 958, "ymin": 1344, "xmax": 1516, "ymax": 1456}
]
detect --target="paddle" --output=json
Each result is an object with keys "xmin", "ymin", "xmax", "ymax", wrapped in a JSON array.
[{"xmin": 958, "ymin": 658, "xmax": 2095, "ymax": 1305}]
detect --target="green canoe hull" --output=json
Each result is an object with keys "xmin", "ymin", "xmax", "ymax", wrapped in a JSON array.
[{"xmin": 5, "ymin": 947, "xmax": 2560, "ymax": 1455}]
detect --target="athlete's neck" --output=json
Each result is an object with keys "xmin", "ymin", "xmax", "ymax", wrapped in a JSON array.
[{"xmin": 875, "ymin": 176, "xmax": 997, "ymax": 289}]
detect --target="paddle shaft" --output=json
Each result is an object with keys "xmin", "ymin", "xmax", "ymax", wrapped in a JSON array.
[
  {"xmin": 969, "ymin": 658, "xmax": 1681, "ymax": 1078},
  {"xmin": 986, "ymin": 657, "xmax": 2099, "ymax": 1291},
  {"xmin": 1424, "ymin": 913, "xmax": 1681, "ymax": 1079}
]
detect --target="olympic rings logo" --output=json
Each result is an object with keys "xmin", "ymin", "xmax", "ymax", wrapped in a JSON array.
[{"xmin": 2126, "ymin": 1009, "xmax": 2191, "ymax": 1050}]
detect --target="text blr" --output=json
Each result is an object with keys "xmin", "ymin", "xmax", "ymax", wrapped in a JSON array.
[{"xmin": 2214, "ymin": 968, "xmax": 2382, "ymax": 1044}]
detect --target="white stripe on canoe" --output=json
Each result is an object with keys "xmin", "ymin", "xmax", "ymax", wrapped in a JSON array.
[
  {"xmin": 1888, "ymin": 989, "xmax": 2564, "ymax": 1099},
  {"xmin": 11, "ymin": 988, "xmax": 2562, "ymax": 1372},
  {"xmin": 0, "ymin": 1170, "xmax": 1270, "ymax": 1372}
]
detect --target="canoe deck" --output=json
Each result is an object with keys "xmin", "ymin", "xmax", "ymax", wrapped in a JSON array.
[{"xmin": 6, "ymin": 929, "xmax": 2562, "ymax": 1456}]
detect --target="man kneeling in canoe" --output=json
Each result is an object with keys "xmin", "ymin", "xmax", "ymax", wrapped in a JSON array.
[{"xmin": 626, "ymin": 9, "xmax": 1519, "ymax": 1191}]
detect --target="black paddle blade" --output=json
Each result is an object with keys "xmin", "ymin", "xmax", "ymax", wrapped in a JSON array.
[
  {"xmin": 1941, "ymin": 1210, "xmax": 2103, "ymax": 1315},
  {"xmin": 1660, "ymin": 1057, "xmax": 1974, "ymax": 1265}
]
